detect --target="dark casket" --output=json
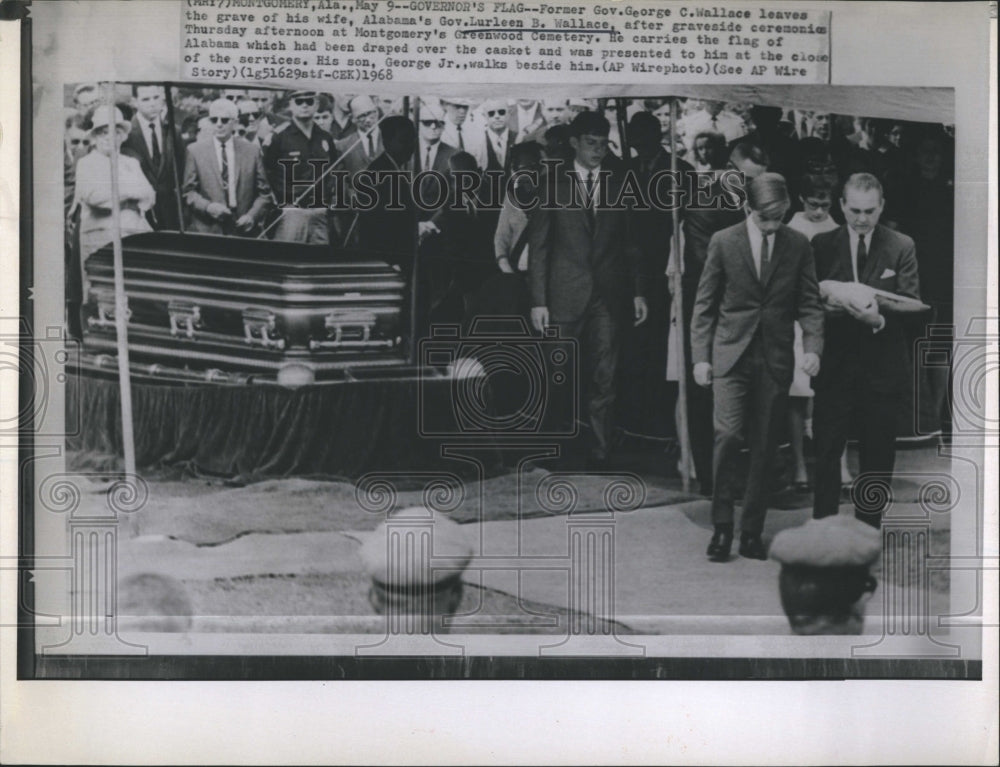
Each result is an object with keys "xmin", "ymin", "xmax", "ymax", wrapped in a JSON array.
[{"xmin": 81, "ymin": 232, "xmax": 410, "ymax": 383}]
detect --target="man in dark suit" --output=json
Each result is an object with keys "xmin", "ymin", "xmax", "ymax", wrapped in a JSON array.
[
  {"xmin": 182, "ymin": 99, "xmax": 272, "ymax": 235},
  {"xmin": 356, "ymin": 115, "xmax": 418, "ymax": 267},
  {"xmin": 617, "ymin": 111, "xmax": 693, "ymax": 439},
  {"xmin": 123, "ymin": 84, "xmax": 180, "ymax": 230},
  {"xmin": 527, "ymin": 111, "xmax": 649, "ymax": 466},
  {"xmin": 811, "ymin": 173, "xmax": 921, "ymax": 529},
  {"xmin": 691, "ymin": 173, "xmax": 824, "ymax": 561},
  {"xmin": 414, "ymin": 99, "xmax": 459, "ymax": 235},
  {"xmin": 680, "ymin": 141, "xmax": 769, "ymax": 495}
]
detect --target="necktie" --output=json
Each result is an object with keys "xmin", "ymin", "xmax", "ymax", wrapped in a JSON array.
[
  {"xmin": 585, "ymin": 171, "xmax": 596, "ymax": 227},
  {"xmin": 457, "ymin": 125, "xmax": 464, "ymax": 150},
  {"xmin": 150, "ymin": 121, "xmax": 161, "ymax": 167},
  {"xmin": 856, "ymin": 235, "xmax": 868, "ymax": 280},
  {"xmin": 711, "ymin": 116, "xmax": 718, "ymax": 132},
  {"xmin": 759, "ymin": 233, "xmax": 770, "ymax": 281},
  {"xmin": 220, "ymin": 140, "xmax": 230, "ymax": 204},
  {"xmin": 367, "ymin": 133, "xmax": 374, "ymax": 158},
  {"xmin": 424, "ymin": 146, "xmax": 432, "ymax": 172}
]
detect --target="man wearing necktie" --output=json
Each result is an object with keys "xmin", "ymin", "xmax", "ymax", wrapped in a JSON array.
[
  {"xmin": 527, "ymin": 111, "xmax": 648, "ymax": 468},
  {"xmin": 123, "ymin": 84, "xmax": 180, "ymax": 230},
  {"xmin": 442, "ymin": 97, "xmax": 485, "ymax": 169},
  {"xmin": 414, "ymin": 99, "xmax": 458, "ymax": 238},
  {"xmin": 334, "ymin": 95, "xmax": 382, "ymax": 179},
  {"xmin": 481, "ymin": 98, "xmax": 514, "ymax": 177},
  {"xmin": 810, "ymin": 173, "xmax": 921, "ymax": 529},
  {"xmin": 183, "ymin": 99, "xmax": 272, "ymax": 236},
  {"xmin": 691, "ymin": 173, "xmax": 824, "ymax": 561}
]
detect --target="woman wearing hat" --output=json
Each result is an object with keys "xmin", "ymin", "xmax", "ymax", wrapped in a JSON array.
[{"xmin": 73, "ymin": 105, "xmax": 156, "ymax": 260}]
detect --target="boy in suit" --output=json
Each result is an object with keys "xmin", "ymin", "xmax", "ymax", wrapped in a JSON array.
[
  {"xmin": 527, "ymin": 111, "xmax": 648, "ymax": 467},
  {"xmin": 691, "ymin": 173, "xmax": 824, "ymax": 561}
]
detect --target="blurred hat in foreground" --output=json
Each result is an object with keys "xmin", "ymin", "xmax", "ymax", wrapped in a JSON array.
[{"xmin": 770, "ymin": 514, "xmax": 881, "ymax": 568}]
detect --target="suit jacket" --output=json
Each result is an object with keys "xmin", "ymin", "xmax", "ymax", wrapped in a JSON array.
[
  {"xmin": 182, "ymin": 137, "xmax": 272, "ymax": 234},
  {"xmin": 356, "ymin": 152, "xmax": 417, "ymax": 266},
  {"xmin": 483, "ymin": 128, "xmax": 513, "ymax": 173},
  {"xmin": 681, "ymin": 178, "xmax": 746, "ymax": 291},
  {"xmin": 810, "ymin": 224, "xmax": 920, "ymax": 393},
  {"xmin": 627, "ymin": 148, "xmax": 693, "ymax": 277},
  {"xmin": 690, "ymin": 221, "xmax": 824, "ymax": 387},
  {"xmin": 415, "ymin": 141, "xmax": 459, "ymax": 221},
  {"xmin": 122, "ymin": 116, "xmax": 180, "ymax": 229},
  {"xmin": 334, "ymin": 130, "xmax": 383, "ymax": 178},
  {"xmin": 527, "ymin": 166, "xmax": 644, "ymax": 323}
]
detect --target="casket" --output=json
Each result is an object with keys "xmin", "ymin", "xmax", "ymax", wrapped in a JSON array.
[{"xmin": 81, "ymin": 232, "xmax": 410, "ymax": 382}]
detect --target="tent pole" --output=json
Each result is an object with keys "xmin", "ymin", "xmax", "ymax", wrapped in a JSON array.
[
  {"xmin": 103, "ymin": 82, "xmax": 139, "ymax": 532},
  {"xmin": 669, "ymin": 97, "xmax": 693, "ymax": 494}
]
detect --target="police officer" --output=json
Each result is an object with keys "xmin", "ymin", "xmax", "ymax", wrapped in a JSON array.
[{"xmin": 262, "ymin": 89, "xmax": 339, "ymax": 243}]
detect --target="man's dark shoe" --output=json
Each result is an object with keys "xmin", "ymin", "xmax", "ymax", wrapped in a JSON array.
[
  {"xmin": 738, "ymin": 534, "xmax": 768, "ymax": 560},
  {"xmin": 706, "ymin": 528, "xmax": 733, "ymax": 562}
]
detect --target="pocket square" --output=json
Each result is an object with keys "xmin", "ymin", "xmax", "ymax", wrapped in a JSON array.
[{"xmin": 880, "ymin": 268, "xmax": 896, "ymax": 278}]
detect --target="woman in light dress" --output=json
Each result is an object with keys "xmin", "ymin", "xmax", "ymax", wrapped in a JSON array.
[{"xmin": 73, "ymin": 105, "xmax": 155, "ymax": 261}]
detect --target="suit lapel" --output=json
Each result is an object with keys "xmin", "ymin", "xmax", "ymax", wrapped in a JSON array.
[
  {"xmin": 736, "ymin": 223, "xmax": 759, "ymax": 286},
  {"xmin": 836, "ymin": 226, "xmax": 854, "ymax": 281},
  {"xmin": 130, "ymin": 121, "xmax": 153, "ymax": 170},
  {"xmin": 205, "ymin": 140, "xmax": 224, "ymax": 198},
  {"xmin": 762, "ymin": 227, "xmax": 786, "ymax": 288},
  {"xmin": 232, "ymin": 139, "xmax": 247, "ymax": 199},
  {"xmin": 860, "ymin": 225, "xmax": 883, "ymax": 284}
]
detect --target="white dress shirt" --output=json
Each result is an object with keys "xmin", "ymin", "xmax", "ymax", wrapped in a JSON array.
[
  {"xmin": 572, "ymin": 160, "xmax": 601, "ymax": 208},
  {"xmin": 139, "ymin": 118, "xmax": 162, "ymax": 161},
  {"xmin": 214, "ymin": 137, "xmax": 238, "ymax": 208},
  {"xmin": 358, "ymin": 126, "xmax": 381, "ymax": 161},
  {"xmin": 846, "ymin": 227, "xmax": 886, "ymax": 331},
  {"xmin": 745, "ymin": 215, "xmax": 772, "ymax": 279},
  {"xmin": 418, "ymin": 139, "xmax": 441, "ymax": 172}
]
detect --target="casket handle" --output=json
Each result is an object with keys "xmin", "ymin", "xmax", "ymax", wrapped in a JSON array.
[
  {"xmin": 87, "ymin": 288, "xmax": 131, "ymax": 330},
  {"xmin": 168, "ymin": 300, "xmax": 201, "ymax": 339},
  {"xmin": 242, "ymin": 307, "xmax": 286, "ymax": 350},
  {"xmin": 309, "ymin": 309, "xmax": 393, "ymax": 350}
]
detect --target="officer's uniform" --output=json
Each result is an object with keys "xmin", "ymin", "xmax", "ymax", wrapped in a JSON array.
[{"xmin": 262, "ymin": 102, "xmax": 338, "ymax": 244}]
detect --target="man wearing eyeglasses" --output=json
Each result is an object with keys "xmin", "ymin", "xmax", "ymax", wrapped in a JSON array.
[
  {"xmin": 122, "ymin": 84, "xmax": 180, "ymax": 230},
  {"xmin": 480, "ymin": 98, "xmax": 514, "ymax": 176},
  {"xmin": 262, "ymin": 89, "xmax": 339, "ymax": 244},
  {"xmin": 441, "ymin": 97, "xmax": 484, "ymax": 169},
  {"xmin": 527, "ymin": 111, "xmax": 649, "ymax": 469},
  {"xmin": 235, "ymin": 99, "xmax": 266, "ymax": 144},
  {"xmin": 329, "ymin": 94, "xmax": 358, "ymax": 142},
  {"xmin": 334, "ymin": 95, "xmax": 383, "ymax": 179},
  {"xmin": 182, "ymin": 98, "xmax": 272, "ymax": 237},
  {"xmin": 414, "ymin": 99, "xmax": 459, "ymax": 235}
]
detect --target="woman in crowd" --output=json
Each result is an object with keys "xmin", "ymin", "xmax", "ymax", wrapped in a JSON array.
[
  {"xmin": 73, "ymin": 105, "xmax": 156, "ymax": 260},
  {"xmin": 786, "ymin": 173, "xmax": 851, "ymax": 490}
]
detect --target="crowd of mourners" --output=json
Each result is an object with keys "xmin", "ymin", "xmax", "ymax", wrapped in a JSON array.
[{"xmin": 63, "ymin": 85, "xmax": 955, "ymax": 509}]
